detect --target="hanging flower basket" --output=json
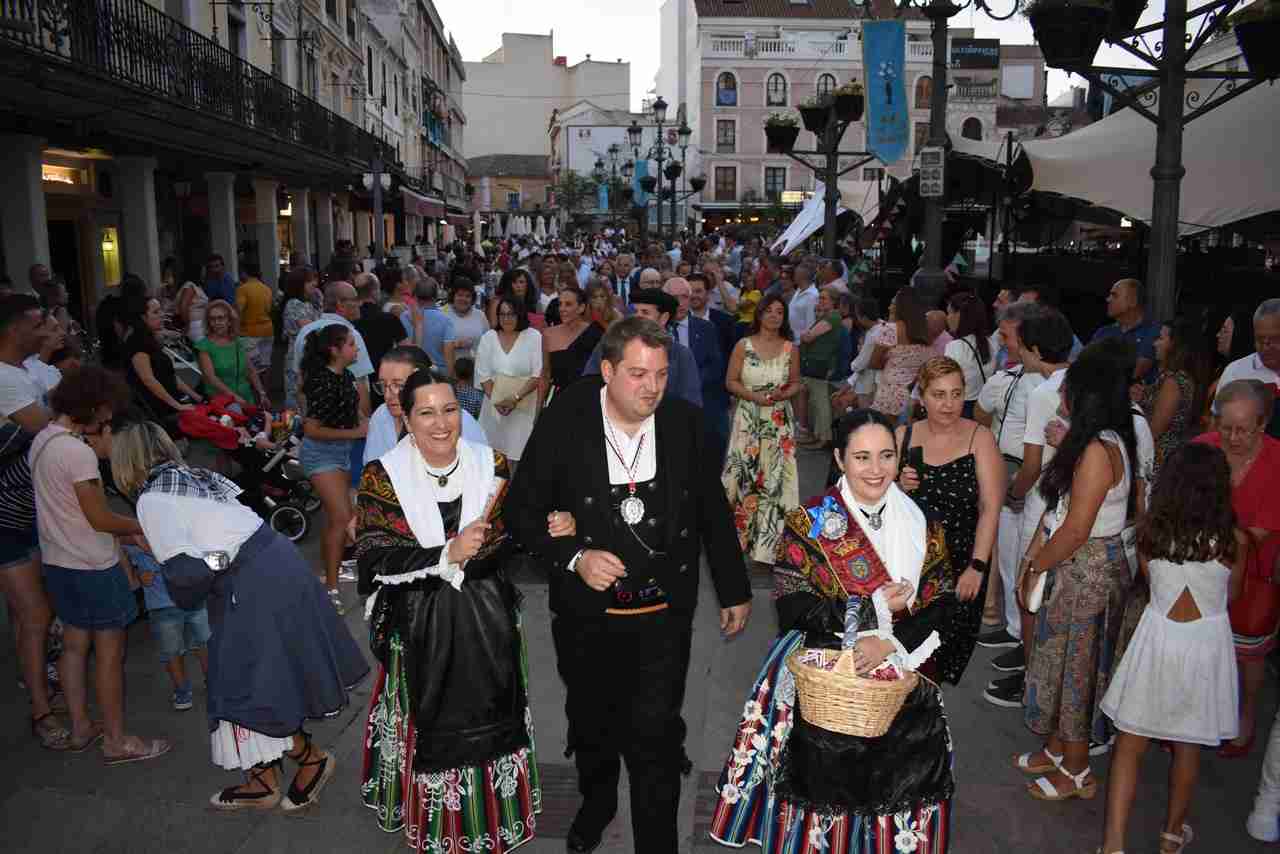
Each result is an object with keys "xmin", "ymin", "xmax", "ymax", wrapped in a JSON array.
[
  {"xmin": 1106, "ymin": 0, "xmax": 1147, "ymax": 39},
  {"xmin": 833, "ymin": 82, "xmax": 865, "ymax": 122},
  {"xmin": 1228, "ymin": 0, "xmax": 1280, "ymax": 81},
  {"xmin": 1027, "ymin": 0, "xmax": 1111, "ymax": 70},
  {"xmin": 798, "ymin": 101, "xmax": 832, "ymax": 134},
  {"xmin": 764, "ymin": 114, "xmax": 801, "ymax": 153}
]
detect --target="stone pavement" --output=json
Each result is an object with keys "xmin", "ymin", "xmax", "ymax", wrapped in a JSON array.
[{"xmin": 1, "ymin": 447, "xmax": 1274, "ymax": 853}]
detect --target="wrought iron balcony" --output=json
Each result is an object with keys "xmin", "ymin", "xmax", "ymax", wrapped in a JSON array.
[
  {"xmin": 953, "ymin": 81, "xmax": 999, "ymax": 100},
  {"xmin": 0, "ymin": 0, "xmax": 392, "ymax": 168}
]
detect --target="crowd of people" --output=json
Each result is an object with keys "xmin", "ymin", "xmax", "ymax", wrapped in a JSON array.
[{"xmin": 1, "ymin": 231, "xmax": 1279, "ymax": 854}]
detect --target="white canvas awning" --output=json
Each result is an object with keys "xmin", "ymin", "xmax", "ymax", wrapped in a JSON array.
[{"xmin": 955, "ymin": 80, "xmax": 1280, "ymax": 235}]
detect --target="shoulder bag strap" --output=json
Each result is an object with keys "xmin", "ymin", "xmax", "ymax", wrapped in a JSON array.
[
  {"xmin": 30, "ymin": 431, "xmax": 82, "ymax": 474},
  {"xmin": 960, "ymin": 335, "xmax": 987, "ymax": 383}
]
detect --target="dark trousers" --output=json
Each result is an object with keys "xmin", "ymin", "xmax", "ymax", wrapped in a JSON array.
[{"xmin": 552, "ymin": 611, "xmax": 693, "ymax": 853}]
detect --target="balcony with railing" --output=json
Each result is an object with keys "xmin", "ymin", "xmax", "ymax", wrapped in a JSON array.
[
  {"xmin": 705, "ymin": 35, "xmax": 939, "ymax": 63},
  {"xmin": 953, "ymin": 81, "xmax": 999, "ymax": 100},
  {"xmin": 0, "ymin": 0, "xmax": 391, "ymax": 170}
]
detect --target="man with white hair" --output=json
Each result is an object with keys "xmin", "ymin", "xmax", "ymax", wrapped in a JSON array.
[{"xmin": 1216, "ymin": 297, "xmax": 1280, "ymax": 438}]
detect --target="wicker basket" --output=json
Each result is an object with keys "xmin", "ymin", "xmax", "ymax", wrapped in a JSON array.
[{"xmin": 785, "ymin": 648, "xmax": 918, "ymax": 738}]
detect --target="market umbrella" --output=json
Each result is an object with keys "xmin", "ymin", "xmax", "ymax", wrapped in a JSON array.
[
  {"xmin": 535, "ymin": 216, "xmax": 546, "ymax": 240},
  {"xmin": 549, "ymin": 217, "xmax": 558, "ymax": 239},
  {"xmin": 473, "ymin": 210, "xmax": 483, "ymax": 255}
]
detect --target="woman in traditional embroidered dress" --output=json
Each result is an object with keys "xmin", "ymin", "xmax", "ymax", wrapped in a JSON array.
[
  {"xmin": 709, "ymin": 409, "xmax": 958, "ymax": 854},
  {"xmin": 355, "ymin": 370, "xmax": 573, "ymax": 853},
  {"xmin": 109, "ymin": 421, "xmax": 367, "ymax": 811},
  {"xmin": 722, "ymin": 294, "xmax": 802, "ymax": 565}
]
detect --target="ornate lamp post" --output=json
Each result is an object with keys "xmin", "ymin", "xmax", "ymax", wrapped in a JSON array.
[{"xmin": 628, "ymin": 95, "xmax": 673, "ymax": 247}]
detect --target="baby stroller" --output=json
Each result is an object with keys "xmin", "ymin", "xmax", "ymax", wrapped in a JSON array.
[{"xmin": 176, "ymin": 396, "xmax": 320, "ymax": 542}]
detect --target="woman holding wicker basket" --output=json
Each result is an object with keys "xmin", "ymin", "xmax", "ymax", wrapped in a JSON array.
[{"xmin": 708, "ymin": 409, "xmax": 958, "ymax": 853}]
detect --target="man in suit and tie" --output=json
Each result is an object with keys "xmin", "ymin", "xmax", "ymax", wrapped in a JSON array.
[
  {"xmin": 581, "ymin": 289, "xmax": 703, "ymax": 407},
  {"xmin": 507, "ymin": 316, "xmax": 751, "ymax": 853},
  {"xmin": 665, "ymin": 276, "xmax": 729, "ymax": 460}
]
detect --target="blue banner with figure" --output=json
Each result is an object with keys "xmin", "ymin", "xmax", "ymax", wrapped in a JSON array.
[
  {"xmin": 862, "ymin": 20, "xmax": 909, "ymax": 166},
  {"xmin": 633, "ymin": 159, "xmax": 650, "ymax": 207},
  {"xmin": 598, "ymin": 182, "xmax": 609, "ymax": 211}
]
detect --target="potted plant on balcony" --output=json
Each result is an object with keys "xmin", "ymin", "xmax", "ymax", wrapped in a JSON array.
[
  {"xmin": 764, "ymin": 113, "xmax": 800, "ymax": 153},
  {"xmin": 1229, "ymin": 0, "xmax": 1280, "ymax": 80},
  {"xmin": 1024, "ymin": 0, "xmax": 1112, "ymax": 70},
  {"xmin": 833, "ymin": 80, "xmax": 865, "ymax": 122},
  {"xmin": 798, "ymin": 95, "xmax": 833, "ymax": 134},
  {"xmin": 1106, "ymin": 0, "xmax": 1147, "ymax": 39}
]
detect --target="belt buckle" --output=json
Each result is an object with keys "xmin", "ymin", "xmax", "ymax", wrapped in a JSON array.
[{"xmin": 202, "ymin": 551, "xmax": 231, "ymax": 573}]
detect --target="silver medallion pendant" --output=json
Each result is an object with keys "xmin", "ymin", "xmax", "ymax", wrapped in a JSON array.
[
  {"xmin": 820, "ymin": 510, "xmax": 848, "ymax": 540},
  {"xmin": 620, "ymin": 494, "xmax": 646, "ymax": 525},
  {"xmin": 863, "ymin": 509, "xmax": 884, "ymax": 531}
]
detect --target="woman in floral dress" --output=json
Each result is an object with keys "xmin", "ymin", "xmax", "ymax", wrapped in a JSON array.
[
  {"xmin": 355, "ymin": 371, "xmax": 574, "ymax": 852},
  {"xmin": 723, "ymin": 294, "xmax": 802, "ymax": 565}
]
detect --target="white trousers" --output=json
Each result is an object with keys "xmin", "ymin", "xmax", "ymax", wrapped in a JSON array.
[{"xmin": 997, "ymin": 505, "xmax": 1025, "ymax": 640}]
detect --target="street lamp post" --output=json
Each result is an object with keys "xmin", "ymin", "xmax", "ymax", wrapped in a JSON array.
[
  {"xmin": 1052, "ymin": 0, "xmax": 1269, "ymax": 319},
  {"xmin": 629, "ymin": 96, "xmax": 674, "ymax": 248}
]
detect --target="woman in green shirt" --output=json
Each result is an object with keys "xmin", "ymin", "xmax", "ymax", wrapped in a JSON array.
[
  {"xmin": 195, "ymin": 300, "xmax": 270, "ymax": 409},
  {"xmin": 797, "ymin": 286, "xmax": 844, "ymax": 448}
]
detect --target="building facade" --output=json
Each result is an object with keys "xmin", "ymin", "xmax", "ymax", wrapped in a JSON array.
[
  {"xmin": 0, "ymin": 0, "xmax": 470, "ymax": 314},
  {"xmin": 462, "ymin": 33, "xmax": 631, "ymax": 160},
  {"xmin": 656, "ymin": 0, "xmax": 1046, "ymax": 227}
]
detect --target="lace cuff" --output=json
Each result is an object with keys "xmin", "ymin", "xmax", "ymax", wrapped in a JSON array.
[{"xmin": 372, "ymin": 538, "xmax": 465, "ymax": 591}]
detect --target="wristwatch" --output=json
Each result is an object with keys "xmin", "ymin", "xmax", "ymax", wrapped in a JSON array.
[
  {"xmin": 970, "ymin": 558, "xmax": 990, "ymax": 575},
  {"xmin": 567, "ymin": 548, "xmax": 586, "ymax": 574}
]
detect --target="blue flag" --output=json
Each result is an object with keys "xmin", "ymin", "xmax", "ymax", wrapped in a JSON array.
[
  {"xmin": 598, "ymin": 182, "xmax": 609, "ymax": 211},
  {"xmin": 863, "ymin": 20, "xmax": 909, "ymax": 166},
  {"xmin": 633, "ymin": 159, "xmax": 650, "ymax": 207}
]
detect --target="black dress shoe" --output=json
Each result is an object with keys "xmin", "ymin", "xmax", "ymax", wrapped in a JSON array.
[{"xmin": 566, "ymin": 827, "xmax": 603, "ymax": 853}]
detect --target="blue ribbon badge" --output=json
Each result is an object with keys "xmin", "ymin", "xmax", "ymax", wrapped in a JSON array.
[
  {"xmin": 807, "ymin": 496, "xmax": 849, "ymax": 541},
  {"xmin": 862, "ymin": 20, "xmax": 910, "ymax": 166}
]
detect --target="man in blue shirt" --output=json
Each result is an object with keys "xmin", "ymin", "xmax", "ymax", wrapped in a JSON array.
[
  {"xmin": 413, "ymin": 277, "xmax": 457, "ymax": 377},
  {"xmin": 203, "ymin": 253, "xmax": 238, "ymax": 304},
  {"xmin": 1090, "ymin": 277, "xmax": 1159, "ymax": 383}
]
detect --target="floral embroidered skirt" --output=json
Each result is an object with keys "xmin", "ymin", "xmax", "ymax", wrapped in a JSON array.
[
  {"xmin": 1024, "ymin": 533, "xmax": 1132, "ymax": 744},
  {"xmin": 361, "ymin": 632, "xmax": 542, "ymax": 853},
  {"xmin": 708, "ymin": 630, "xmax": 954, "ymax": 854}
]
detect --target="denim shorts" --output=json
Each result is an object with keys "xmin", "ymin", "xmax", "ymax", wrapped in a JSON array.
[
  {"xmin": 43, "ymin": 563, "xmax": 138, "ymax": 630},
  {"xmin": 300, "ymin": 437, "xmax": 353, "ymax": 477},
  {"xmin": 148, "ymin": 605, "xmax": 212, "ymax": 663},
  {"xmin": 0, "ymin": 526, "xmax": 40, "ymax": 571}
]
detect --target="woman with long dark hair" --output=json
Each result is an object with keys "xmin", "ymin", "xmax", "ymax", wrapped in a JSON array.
[
  {"xmin": 299, "ymin": 324, "xmax": 367, "ymax": 614},
  {"xmin": 722, "ymin": 293, "xmax": 801, "ymax": 565},
  {"xmin": 487, "ymin": 268, "xmax": 542, "ymax": 330},
  {"xmin": 1141, "ymin": 317, "xmax": 1212, "ymax": 485},
  {"xmin": 944, "ymin": 292, "xmax": 995, "ymax": 419},
  {"xmin": 123, "ymin": 297, "xmax": 203, "ymax": 429},
  {"xmin": 280, "ymin": 268, "xmax": 320, "ymax": 410},
  {"xmin": 1013, "ymin": 346, "xmax": 1139, "ymax": 803},
  {"xmin": 1204, "ymin": 306, "xmax": 1257, "ymax": 431},
  {"xmin": 869, "ymin": 288, "xmax": 934, "ymax": 419}
]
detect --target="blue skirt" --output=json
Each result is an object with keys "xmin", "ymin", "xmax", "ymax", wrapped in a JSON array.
[{"xmin": 205, "ymin": 524, "xmax": 369, "ymax": 737}]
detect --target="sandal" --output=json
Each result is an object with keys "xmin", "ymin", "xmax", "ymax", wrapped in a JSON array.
[
  {"xmin": 103, "ymin": 736, "xmax": 172, "ymax": 766},
  {"xmin": 210, "ymin": 761, "xmax": 283, "ymax": 811},
  {"xmin": 1028, "ymin": 765, "xmax": 1097, "ymax": 801},
  {"xmin": 67, "ymin": 722, "xmax": 105, "ymax": 754},
  {"xmin": 1013, "ymin": 748, "xmax": 1063, "ymax": 775},
  {"xmin": 280, "ymin": 731, "xmax": 336, "ymax": 814},
  {"xmin": 1159, "ymin": 824, "xmax": 1193, "ymax": 854},
  {"xmin": 31, "ymin": 712, "xmax": 71, "ymax": 751}
]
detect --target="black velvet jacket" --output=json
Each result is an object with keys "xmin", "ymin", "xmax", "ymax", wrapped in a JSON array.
[
  {"xmin": 505, "ymin": 376, "xmax": 751, "ymax": 618},
  {"xmin": 356, "ymin": 458, "xmax": 529, "ymax": 773}
]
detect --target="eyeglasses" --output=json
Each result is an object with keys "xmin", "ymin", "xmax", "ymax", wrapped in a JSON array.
[
  {"xmin": 373, "ymin": 380, "xmax": 407, "ymax": 395},
  {"xmin": 1220, "ymin": 424, "xmax": 1261, "ymax": 441},
  {"xmin": 497, "ymin": 310, "xmax": 518, "ymax": 318}
]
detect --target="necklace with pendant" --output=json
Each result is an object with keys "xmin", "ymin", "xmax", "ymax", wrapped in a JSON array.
[
  {"xmin": 604, "ymin": 415, "xmax": 646, "ymax": 525},
  {"xmin": 423, "ymin": 455, "xmax": 461, "ymax": 488},
  {"xmin": 859, "ymin": 502, "xmax": 887, "ymax": 531}
]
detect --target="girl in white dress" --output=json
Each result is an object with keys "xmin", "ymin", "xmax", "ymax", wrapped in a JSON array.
[
  {"xmin": 1097, "ymin": 442, "xmax": 1246, "ymax": 854},
  {"xmin": 475, "ymin": 296, "xmax": 543, "ymax": 463}
]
